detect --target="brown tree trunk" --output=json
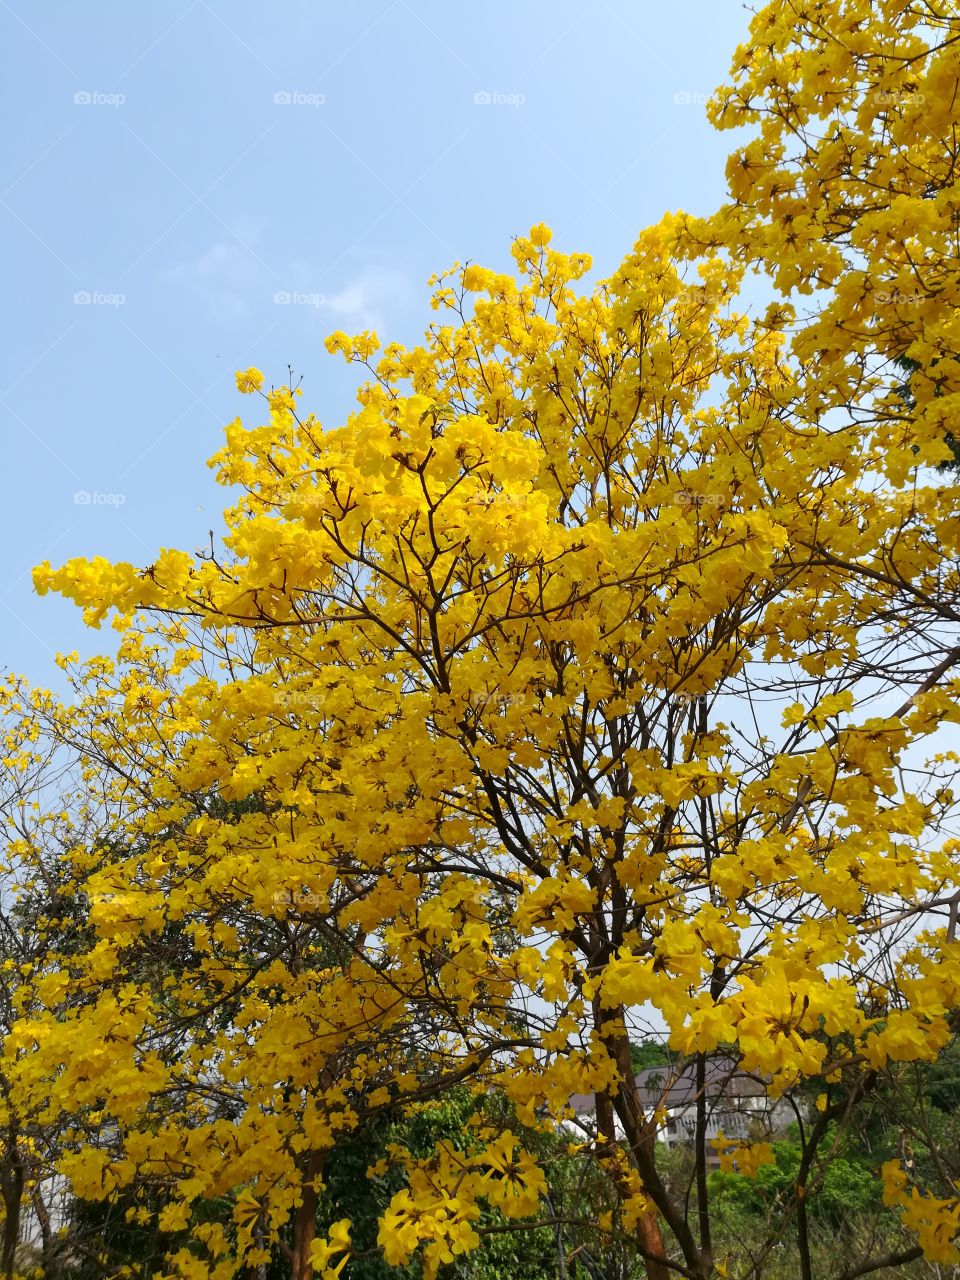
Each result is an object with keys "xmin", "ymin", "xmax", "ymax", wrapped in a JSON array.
[
  {"xmin": 290, "ymin": 1152, "xmax": 325, "ymax": 1280},
  {"xmin": 0, "ymin": 1145, "xmax": 24, "ymax": 1280},
  {"xmin": 636, "ymin": 1213, "xmax": 671, "ymax": 1280},
  {"xmin": 590, "ymin": 1000, "xmax": 672, "ymax": 1280},
  {"xmin": 30, "ymin": 1181, "xmax": 52, "ymax": 1276},
  {"xmin": 594, "ymin": 1086, "xmax": 670, "ymax": 1280}
]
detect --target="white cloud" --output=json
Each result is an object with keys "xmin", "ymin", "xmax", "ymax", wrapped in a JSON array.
[
  {"xmin": 163, "ymin": 239, "xmax": 415, "ymax": 332},
  {"xmin": 320, "ymin": 267, "xmax": 413, "ymax": 332},
  {"xmin": 163, "ymin": 232, "xmax": 265, "ymax": 322}
]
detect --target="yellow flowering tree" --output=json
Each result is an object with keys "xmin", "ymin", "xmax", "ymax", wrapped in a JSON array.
[{"xmin": 6, "ymin": 1, "xmax": 960, "ymax": 1277}]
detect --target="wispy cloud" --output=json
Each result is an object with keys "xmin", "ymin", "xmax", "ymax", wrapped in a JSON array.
[
  {"xmin": 163, "ymin": 225, "xmax": 266, "ymax": 321},
  {"xmin": 164, "ymin": 238, "xmax": 415, "ymax": 333},
  {"xmin": 320, "ymin": 266, "xmax": 413, "ymax": 331}
]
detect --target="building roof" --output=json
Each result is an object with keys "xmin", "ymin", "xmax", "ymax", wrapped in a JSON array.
[{"xmin": 568, "ymin": 1056, "xmax": 770, "ymax": 1117}]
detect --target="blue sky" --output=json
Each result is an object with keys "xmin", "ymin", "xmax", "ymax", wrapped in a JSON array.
[{"xmin": 3, "ymin": 1, "xmax": 752, "ymax": 687}]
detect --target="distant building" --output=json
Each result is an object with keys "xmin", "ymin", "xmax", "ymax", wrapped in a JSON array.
[{"xmin": 567, "ymin": 1057, "xmax": 794, "ymax": 1165}]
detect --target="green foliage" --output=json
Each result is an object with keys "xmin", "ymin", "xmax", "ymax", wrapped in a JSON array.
[
  {"xmin": 314, "ymin": 1089, "xmax": 649, "ymax": 1280},
  {"xmin": 629, "ymin": 1039, "xmax": 674, "ymax": 1072},
  {"xmin": 62, "ymin": 1191, "xmax": 234, "ymax": 1280},
  {"xmin": 894, "ymin": 354, "xmax": 960, "ymax": 470},
  {"xmin": 315, "ymin": 1092, "xmax": 556, "ymax": 1280},
  {"xmin": 707, "ymin": 1133, "xmax": 882, "ymax": 1235}
]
